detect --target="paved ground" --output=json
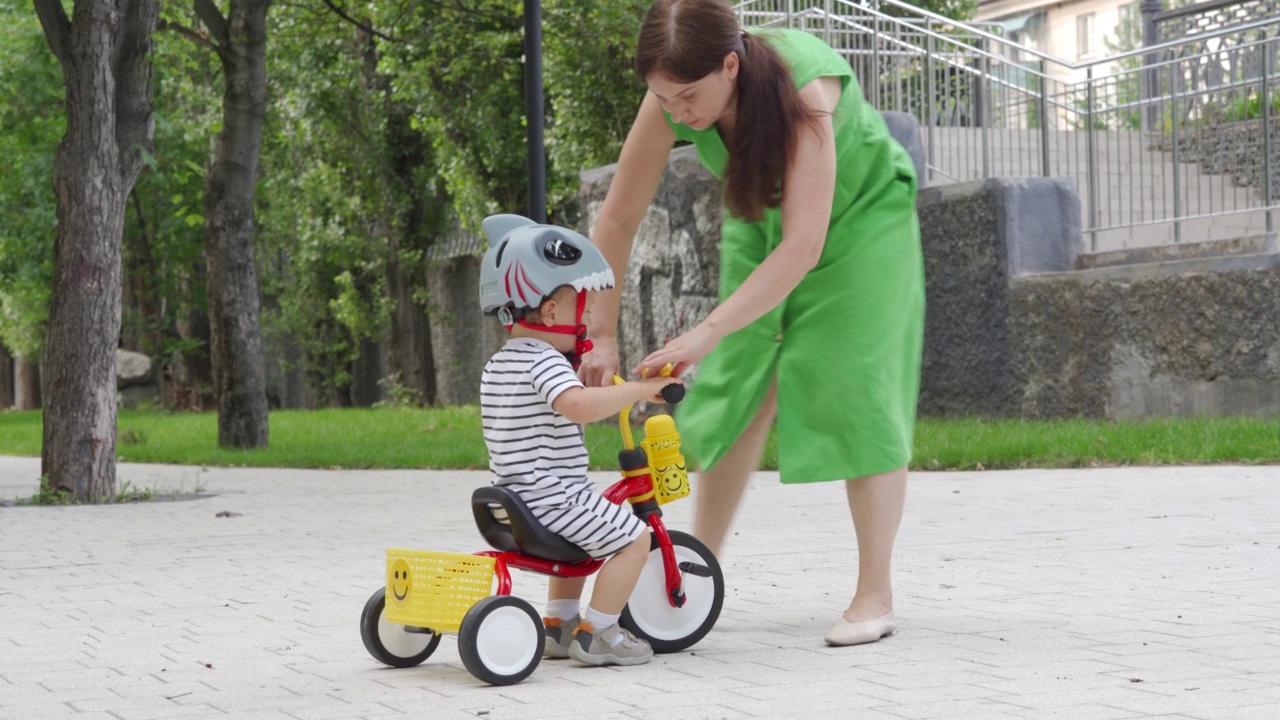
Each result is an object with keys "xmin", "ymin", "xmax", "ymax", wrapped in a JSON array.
[{"xmin": 2, "ymin": 455, "xmax": 1278, "ymax": 720}]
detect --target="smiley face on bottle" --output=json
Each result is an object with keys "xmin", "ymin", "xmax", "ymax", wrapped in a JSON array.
[{"xmin": 655, "ymin": 460, "xmax": 688, "ymax": 498}]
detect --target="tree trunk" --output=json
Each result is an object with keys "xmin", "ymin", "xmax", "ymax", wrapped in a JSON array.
[
  {"xmin": 349, "ymin": 337, "xmax": 385, "ymax": 407},
  {"xmin": 15, "ymin": 357, "xmax": 41, "ymax": 410},
  {"xmin": 203, "ymin": 0, "xmax": 271, "ymax": 448},
  {"xmin": 34, "ymin": 0, "xmax": 159, "ymax": 502},
  {"xmin": 384, "ymin": 236, "xmax": 435, "ymax": 405},
  {"xmin": 173, "ymin": 267, "xmax": 214, "ymax": 410},
  {"xmin": 0, "ymin": 343, "xmax": 13, "ymax": 410},
  {"xmin": 382, "ymin": 110, "xmax": 436, "ymax": 407},
  {"xmin": 122, "ymin": 189, "xmax": 163, "ymax": 357}
]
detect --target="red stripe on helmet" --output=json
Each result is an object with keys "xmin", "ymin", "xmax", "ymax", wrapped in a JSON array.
[
  {"xmin": 519, "ymin": 265, "xmax": 542, "ymax": 297},
  {"xmin": 514, "ymin": 262, "xmax": 528, "ymax": 303}
]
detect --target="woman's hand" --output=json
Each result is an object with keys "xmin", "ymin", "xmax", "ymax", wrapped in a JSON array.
[
  {"xmin": 577, "ymin": 335, "xmax": 621, "ymax": 387},
  {"xmin": 635, "ymin": 323, "xmax": 720, "ymax": 379}
]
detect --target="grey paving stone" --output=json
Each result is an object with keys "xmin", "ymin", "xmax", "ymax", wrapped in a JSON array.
[{"xmin": 2, "ymin": 457, "xmax": 1278, "ymax": 720}]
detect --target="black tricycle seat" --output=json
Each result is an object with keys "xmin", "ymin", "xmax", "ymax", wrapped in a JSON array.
[{"xmin": 471, "ymin": 485, "xmax": 591, "ymax": 564}]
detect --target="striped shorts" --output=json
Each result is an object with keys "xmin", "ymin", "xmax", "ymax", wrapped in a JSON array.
[{"xmin": 531, "ymin": 480, "xmax": 647, "ymax": 559}]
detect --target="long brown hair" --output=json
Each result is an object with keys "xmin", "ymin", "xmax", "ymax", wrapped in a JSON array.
[{"xmin": 635, "ymin": 0, "xmax": 819, "ymax": 221}]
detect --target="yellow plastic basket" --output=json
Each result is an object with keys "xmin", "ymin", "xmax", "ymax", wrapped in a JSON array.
[{"xmin": 382, "ymin": 549, "xmax": 496, "ymax": 634}]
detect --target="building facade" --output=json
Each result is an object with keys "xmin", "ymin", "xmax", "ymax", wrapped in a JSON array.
[{"xmin": 977, "ymin": 0, "xmax": 1141, "ymax": 86}]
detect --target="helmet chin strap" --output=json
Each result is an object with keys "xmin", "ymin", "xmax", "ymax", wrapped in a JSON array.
[{"xmin": 511, "ymin": 289, "xmax": 593, "ymax": 368}]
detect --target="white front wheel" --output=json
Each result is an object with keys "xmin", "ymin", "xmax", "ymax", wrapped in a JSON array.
[
  {"xmin": 457, "ymin": 595, "xmax": 543, "ymax": 685},
  {"xmin": 621, "ymin": 530, "xmax": 724, "ymax": 653}
]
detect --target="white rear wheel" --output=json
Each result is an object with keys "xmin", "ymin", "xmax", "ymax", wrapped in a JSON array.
[{"xmin": 359, "ymin": 588, "xmax": 440, "ymax": 667}]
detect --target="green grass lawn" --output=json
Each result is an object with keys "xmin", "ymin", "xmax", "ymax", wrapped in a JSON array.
[{"xmin": 1, "ymin": 408, "xmax": 1277, "ymax": 471}]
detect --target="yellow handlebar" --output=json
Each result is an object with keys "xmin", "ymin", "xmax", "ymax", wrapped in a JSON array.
[{"xmin": 612, "ymin": 374, "xmax": 636, "ymax": 450}]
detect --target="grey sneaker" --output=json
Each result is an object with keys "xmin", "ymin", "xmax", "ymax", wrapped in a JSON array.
[
  {"xmin": 568, "ymin": 621, "xmax": 654, "ymax": 666},
  {"xmin": 543, "ymin": 615, "xmax": 579, "ymax": 659}
]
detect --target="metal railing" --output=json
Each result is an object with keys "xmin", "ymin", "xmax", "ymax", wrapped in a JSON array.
[
  {"xmin": 1153, "ymin": 0, "xmax": 1280, "ymax": 43},
  {"xmin": 736, "ymin": 0, "xmax": 1280, "ymax": 252}
]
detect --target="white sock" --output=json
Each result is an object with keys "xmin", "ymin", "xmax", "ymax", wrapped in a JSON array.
[
  {"xmin": 584, "ymin": 606, "xmax": 623, "ymax": 646},
  {"xmin": 545, "ymin": 599, "xmax": 579, "ymax": 622}
]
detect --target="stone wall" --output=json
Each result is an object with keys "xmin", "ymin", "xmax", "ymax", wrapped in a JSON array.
[
  {"xmin": 1009, "ymin": 256, "xmax": 1280, "ymax": 419},
  {"xmin": 427, "ymin": 256, "xmax": 506, "ymax": 406},
  {"xmin": 916, "ymin": 178, "xmax": 1082, "ymax": 417},
  {"xmin": 909, "ymin": 176, "xmax": 1279, "ymax": 419},
  {"xmin": 1155, "ymin": 116, "xmax": 1280, "ymax": 202},
  {"xmin": 579, "ymin": 146, "xmax": 725, "ymax": 379}
]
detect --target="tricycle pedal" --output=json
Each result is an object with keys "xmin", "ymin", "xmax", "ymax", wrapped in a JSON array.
[{"xmin": 679, "ymin": 561, "xmax": 713, "ymax": 578}]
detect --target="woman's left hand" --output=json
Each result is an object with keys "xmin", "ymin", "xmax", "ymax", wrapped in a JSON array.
[{"xmin": 635, "ymin": 323, "xmax": 720, "ymax": 379}]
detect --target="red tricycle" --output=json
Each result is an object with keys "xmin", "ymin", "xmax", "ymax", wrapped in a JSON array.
[{"xmin": 359, "ymin": 375, "xmax": 724, "ymax": 685}]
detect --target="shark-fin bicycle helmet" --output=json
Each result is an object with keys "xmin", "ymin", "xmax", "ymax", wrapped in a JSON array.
[{"xmin": 478, "ymin": 214, "xmax": 615, "ymax": 367}]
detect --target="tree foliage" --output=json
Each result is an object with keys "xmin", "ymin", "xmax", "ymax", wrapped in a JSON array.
[
  {"xmin": 250, "ymin": 0, "xmax": 650, "ymax": 401},
  {"xmin": 542, "ymin": 0, "xmax": 650, "ymax": 216},
  {"xmin": 0, "ymin": 3, "xmax": 61, "ymax": 360},
  {"xmin": 377, "ymin": 0, "xmax": 529, "ymax": 227},
  {"xmin": 123, "ymin": 20, "xmax": 220, "ymax": 382},
  {"xmin": 255, "ymin": 5, "xmax": 439, "ymax": 404},
  {"xmin": 8, "ymin": 0, "xmax": 904, "ymax": 410}
]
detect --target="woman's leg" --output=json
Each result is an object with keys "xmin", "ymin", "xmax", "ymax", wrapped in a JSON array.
[
  {"xmin": 841, "ymin": 465, "xmax": 908, "ymax": 621},
  {"xmin": 692, "ymin": 382, "xmax": 778, "ymax": 557}
]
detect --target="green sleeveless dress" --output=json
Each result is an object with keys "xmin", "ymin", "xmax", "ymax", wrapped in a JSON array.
[{"xmin": 667, "ymin": 29, "xmax": 925, "ymax": 483}]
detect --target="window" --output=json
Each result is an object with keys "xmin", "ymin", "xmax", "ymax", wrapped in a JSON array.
[
  {"xmin": 1116, "ymin": 2, "xmax": 1141, "ymax": 50},
  {"xmin": 1077, "ymin": 12, "xmax": 1097, "ymax": 58},
  {"xmin": 1118, "ymin": 2, "xmax": 1138, "ymax": 26}
]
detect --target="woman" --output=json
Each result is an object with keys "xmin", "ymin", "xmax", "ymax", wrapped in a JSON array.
[{"xmin": 578, "ymin": 0, "xmax": 924, "ymax": 646}]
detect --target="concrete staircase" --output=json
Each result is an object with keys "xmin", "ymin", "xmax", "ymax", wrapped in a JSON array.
[{"xmin": 923, "ymin": 128, "xmax": 1271, "ymax": 253}]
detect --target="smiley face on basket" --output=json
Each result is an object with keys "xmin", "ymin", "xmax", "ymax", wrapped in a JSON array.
[{"xmin": 388, "ymin": 558, "xmax": 413, "ymax": 608}]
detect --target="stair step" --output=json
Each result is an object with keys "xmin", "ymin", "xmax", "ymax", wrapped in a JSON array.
[{"xmin": 1076, "ymin": 233, "xmax": 1278, "ymax": 269}]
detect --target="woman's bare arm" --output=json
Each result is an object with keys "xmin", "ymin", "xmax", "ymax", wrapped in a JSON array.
[
  {"xmin": 579, "ymin": 91, "xmax": 678, "ymax": 386},
  {"xmin": 636, "ymin": 76, "xmax": 842, "ymax": 375}
]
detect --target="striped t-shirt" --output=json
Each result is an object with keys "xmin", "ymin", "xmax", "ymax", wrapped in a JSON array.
[{"xmin": 480, "ymin": 337, "xmax": 589, "ymax": 507}]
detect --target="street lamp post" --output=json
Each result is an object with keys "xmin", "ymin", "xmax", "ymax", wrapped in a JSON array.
[{"xmin": 523, "ymin": 0, "xmax": 547, "ymax": 223}]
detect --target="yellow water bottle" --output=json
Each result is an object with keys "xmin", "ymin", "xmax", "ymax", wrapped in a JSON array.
[{"xmin": 641, "ymin": 414, "xmax": 690, "ymax": 505}]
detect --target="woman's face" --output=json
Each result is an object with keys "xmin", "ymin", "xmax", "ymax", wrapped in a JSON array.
[{"xmin": 647, "ymin": 52, "xmax": 739, "ymax": 131}]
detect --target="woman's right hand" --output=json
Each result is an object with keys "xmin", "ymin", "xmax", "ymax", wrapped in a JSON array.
[{"xmin": 578, "ymin": 335, "xmax": 621, "ymax": 387}]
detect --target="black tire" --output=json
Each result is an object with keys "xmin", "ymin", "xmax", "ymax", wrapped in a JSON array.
[
  {"xmin": 621, "ymin": 530, "xmax": 724, "ymax": 653},
  {"xmin": 360, "ymin": 587, "xmax": 441, "ymax": 668},
  {"xmin": 457, "ymin": 595, "xmax": 543, "ymax": 686}
]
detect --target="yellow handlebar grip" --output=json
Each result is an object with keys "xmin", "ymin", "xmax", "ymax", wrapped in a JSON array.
[{"xmin": 614, "ymin": 374, "xmax": 635, "ymax": 450}]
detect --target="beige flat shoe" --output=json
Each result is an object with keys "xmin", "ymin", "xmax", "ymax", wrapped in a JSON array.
[{"xmin": 824, "ymin": 611, "xmax": 897, "ymax": 646}]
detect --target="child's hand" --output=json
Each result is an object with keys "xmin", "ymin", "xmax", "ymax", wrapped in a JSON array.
[{"xmin": 640, "ymin": 374, "xmax": 683, "ymax": 403}]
